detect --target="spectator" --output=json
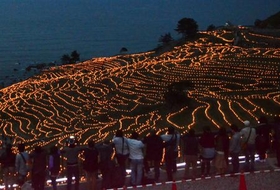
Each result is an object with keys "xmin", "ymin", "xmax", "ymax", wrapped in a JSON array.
[
  {"xmin": 127, "ymin": 131, "xmax": 145, "ymax": 186},
  {"xmin": 182, "ymin": 128, "xmax": 199, "ymax": 179},
  {"xmin": 49, "ymin": 146, "xmax": 61, "ymax": 190},
  {"xmin": 272, "ymin": 116, "xmax": 280, "ymax": 167},
  {"xmin": 255, "ymin": 116, "xmax": 271, "ymax": 162},
  {"xmin": 142, "ymin": 129, "xmax": 163, "ymax": 182},
  {"xmin": 30, "ymin": 145, "xmax": 47, "ymax": 190},
  {"xmin": 161, "ymin": 126, "xmax": 180, "ymax": 181},
  {"xmin": 112, "ymin": 129, "xmax": 129, "ymax": 180},
  {"xmin": 229, "ymin": 124, "xmax": 241, "ymax": 173},
  {"xmin": 213, "ymin": 127, "xmax": 229, "ymax": 175},
  {"xmin": 240, "ymin": 120, "xmax": 257, "ymax": 172},
  {"xmin": 0, "ymin": 143, "xmax": 16, "ymax": 190},
  {"xmin": 15, "ymin": 143, "xmax": 30, "ymax": 187},
  {"xmin": 83, "ymin": 140, "xmax": 99, "ymax": 190},
  {"xmin": 97, "ymin": 139, "xmax": 114, "ymax": 189},
  {"xmin": 61, "ymin": 136, "xmax": 84, "ymax": 190},
  {"xmin": 199, "ymin": 126, "xmax": 215, "ymax": 177}
]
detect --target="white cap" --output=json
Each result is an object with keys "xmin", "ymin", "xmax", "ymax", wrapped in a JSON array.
[{"xmin": 244, "ymin": 120, "xmax": 250, "ymax": 126}]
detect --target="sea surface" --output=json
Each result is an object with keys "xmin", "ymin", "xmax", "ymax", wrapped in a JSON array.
[
  {"xmin": 0, "ymin": 0, "xmax": 278, "ymax": 86},
  {"xmin": 0, "ymin": 0, "xmax": 191, "ymax": 86}
]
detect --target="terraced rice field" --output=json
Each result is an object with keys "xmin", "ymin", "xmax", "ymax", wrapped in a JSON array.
[{"xmin": 0, "ymin": 30, "xmax": 279, "ymax": 150}]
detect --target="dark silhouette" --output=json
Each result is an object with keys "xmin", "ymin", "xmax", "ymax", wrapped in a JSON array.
[
  {"xmin": 0, "ymin": 144, "xmax": 16, "ymax": 190},
  {"xmin": 83, "ymin": 140, "xmax": 99, "ymax": 190},
  {"xmin": 142, "ymin": 129, "xmax": 164, "ymax": 182},
  {"xmin": 61, "ymin": 137, "xmax": 84, "ymax": 190},
  {"xmin": 158, "ymin": 33, "xmax": 174, "ymax": 46},
  {"xmin": 207, "ymin": 24, "xmax": 216, "ymax": 31},
  {"xmin": 30, "ymin": 145, "xmax": 47, "ymax": 190},
  {"xmin": 199, "ymin": 126, "xmax": 215, "ymax": 177},
  {"xmin": 97, "ymin": 140, "xmax": 114, "ymax": 189},
  {"xmin": 164, "ymin": 80, "xmax": 193, "ymax": 110},
  {"xmin": 49, "ymin": 146, "xmax": 61, "ymax": 190},
  {"xmin": 272, "ymin": 116, "xmax": 280, "ymax": 167},
  {"xmin": 255, "ymin": 116, "xmax": 271, "ymax": 161},
  {"xmin": 120, "ymin": 47, "xmax": 128, "ymax": 54},
  {"xmin": 61, "ymin": 50, "xmax": 80, "ymax": 64},
  {"xmin": 175, "ymin": 17, "xmax": 198, "ymax": 38},
  {"xmin": 213, "ymin": 127, "xmax": 229, "ymax": 174},
  {"xmin": 161, "ymin": 126, "xmax": 180, "ymax": 181},
  {"xmin": 182, "ymin": 129, "xmax": 199, "ymax": 179}
]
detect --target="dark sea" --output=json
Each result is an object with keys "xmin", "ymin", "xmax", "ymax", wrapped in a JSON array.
[
  {"xmin": 0, "ymin": 0, "xmax": 192, "ymax": 85},
  {"xmin": 0, "ymin": 0, "xmax": 278, "ymax": 86}
]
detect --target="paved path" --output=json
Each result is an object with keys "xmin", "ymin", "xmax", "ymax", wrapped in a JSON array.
[{"xmin": 44, "ymin": 153, "xmax": 280, "ymax": 190}]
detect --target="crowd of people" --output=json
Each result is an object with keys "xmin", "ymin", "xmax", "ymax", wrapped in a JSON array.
[{"xmin": 0, "ymin": 116, "xmax": 279, "ymax": 190}]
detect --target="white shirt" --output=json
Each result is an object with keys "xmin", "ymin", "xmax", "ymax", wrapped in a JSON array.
[
  {"xmin": 112, "ymin": 136, "xmax": 129, "ymax": 155},
  {"xmin": 240, "ymin": 127, "xmax": 256, "ymax": 145},
  {"xmin": 127, "ymin": 139, "xmax": 144, "ymax": 160},
  {"xmin": 15, "ymin": 151, "xmax": 29, "ymax": 175}
]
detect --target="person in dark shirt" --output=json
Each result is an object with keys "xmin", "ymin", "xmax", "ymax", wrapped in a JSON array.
[
  {"xmin": 199, "ymin": 126, "xmax": 215, "ymax": 177},
  {"xmin": 96, "ymin": 140, "xmax": 114, "ymax": 189},
  {"xmin": 213, "ymin": 127, "xmax": 229, "ymax": 175},
  {"xmin": 30, "ymin": 145, "xmax": 47, "ymax": 190},
  {"xmin": 0, "ymin": 143, "xmax": 16, "ymax": 190},
  {"xmin": 49, "ymin": 145, "xmax": 60, "ymax": 190},
  {"xmin": 83, "ymin": 140, "xmax": 99, "ymax": 190},
  {"xmin": 182, "ymin": 128, "xmax": 199, "ymax": 179},
  {"xmin": 142, "ymin": 129, "xmax": 163, "ymax": 182},
  {"xmin": 255, "ymin": 116, "xmax": 271, "ymax": 162},
  {"xmin": 61, "ymin": 137, "xmax": 85, "ymax": 190},
  {"xmin": 272, "ymin": 116, "xmax": 280, "ymax": 167}
]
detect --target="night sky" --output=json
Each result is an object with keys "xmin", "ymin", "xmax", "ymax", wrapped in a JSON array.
[{"xmin": 130, "ymin": 0, "xmax": 280, "ymax": 29}]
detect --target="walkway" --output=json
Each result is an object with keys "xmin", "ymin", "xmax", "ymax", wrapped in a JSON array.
[{"xmin": 43, "ymin": 153, "xmax": 280, "ymax": 190}]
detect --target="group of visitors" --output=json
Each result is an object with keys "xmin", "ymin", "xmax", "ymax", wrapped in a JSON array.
[
  {"xmin": 0, "ymin": 115, "xmax": 279, "ymax": 189},
  {"xmin": 0, "ymin": 142, "xmax": 60, "ymax": 190},
  {"xmin": 111, "ymin": 126, "xmax": 180, "ymax": 186},
  {"xmin": 182, "ymin": 116, "xmax": 280, "ymax": 179}
]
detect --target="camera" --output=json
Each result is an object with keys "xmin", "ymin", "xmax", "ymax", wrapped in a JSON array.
[
  {"xmin": 66, "ymin": 135, "xmax": 77, "ymax": 146},
  {"xmin": 69, "ymin": 135, "xmax": 75, "ymax": 139}
]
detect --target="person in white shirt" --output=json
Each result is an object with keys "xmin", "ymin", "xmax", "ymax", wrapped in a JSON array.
[
  {"xmin": 15, "ymin": 143, "xmax": 30, "ymax": 187},
  {"xmin": 127, "ymin": 132, "xmax": 144, "ymax": 186},
  {"xmin": 112, "ymin": 129, "xmax": 129, "ymax": 181},
  {"xmin": 240, "ymin": 120, "xmax": 257, "ymax": 171}
]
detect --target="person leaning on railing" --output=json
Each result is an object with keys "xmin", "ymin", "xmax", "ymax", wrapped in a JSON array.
[{"xmin": 61, "ymin": 136, "xmax": 85, "ymax": 190}]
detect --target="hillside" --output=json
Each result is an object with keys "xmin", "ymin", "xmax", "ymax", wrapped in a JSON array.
[
  {"xmin": 0, "ymin": 30, "xmax": 279, "ymax": 149},
  {"xmin": 263, "ymin": 11, "xmax": 280, "ymax": 28}
]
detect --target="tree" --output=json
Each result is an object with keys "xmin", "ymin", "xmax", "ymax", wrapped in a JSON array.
[
  {"xmin": 61, "ymin": 50, "xmax": 80, "ymax": 64},
  {"xmin": 71, "ymin": 50, "xmax": 80, "ymax": 63},
  {"xmin": 120, "ymin": 47, "xmax": 128, "ymax": 54},
  {"xmin": 159, "ymin": 33, "xmax": 174, "ymax": 45},
  {"xmin": 175, "ymin": 18, "xmax": 198, "ymax": 38},
  {"xmin": 207, "ymin": 24, "xmax": 216, "ymax": 31},
  {"xmin": 61, "ymin": 54, "xmax": 71, "ymax": 64},
  {"xmin": 164, "ymin": 80, "xmax": 193, "ymax": 109}
]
